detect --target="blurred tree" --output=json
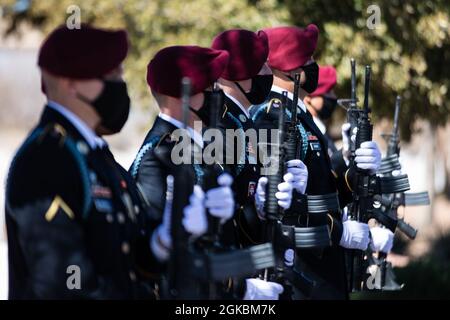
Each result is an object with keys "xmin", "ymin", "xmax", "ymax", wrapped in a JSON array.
[
  {"xmin": 2, "ymin": 0, "xmax": 449, "ymax": 139},
  {"xmin": 0, "ymin": 0, "xmax": 289, "ymax": 115},
  {"xmin": 282, "ymin": 0, "xmax": 450, "ymax": 140}
]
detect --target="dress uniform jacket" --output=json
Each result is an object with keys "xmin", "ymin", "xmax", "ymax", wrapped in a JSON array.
[
  {"xmin": 5, "ymin": 106, "xmax": 156, "ymax": 299},
  {"xmin": 130, "ymin": 115, "xmax": 251, "ymax": 299},
  {"xmin": 250, "ymin": 90, "xmax": 353, "ymax": 299},
  {"xmin": 216, "ymin": 95, "xmax": 264, "ymax": 247}
]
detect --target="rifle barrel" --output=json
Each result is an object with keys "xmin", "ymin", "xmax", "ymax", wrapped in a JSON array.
[
  {"xmin": 393, "ymin": 95, "xmax": 401, "ymax": 136},
  {"xmin": 350, "ymin": 58, "xmax": 356, "ymax": 106},
  {"xmin": 291, "ymin": 73, "xmax": 301, "ymax": 121},
  {"xmin": 181, "ymin": 77, "xmax": 191, "ymax": 130},
  {"xmin": 363, "ymin": 66, "xmax": 371, "ymax": 113}
]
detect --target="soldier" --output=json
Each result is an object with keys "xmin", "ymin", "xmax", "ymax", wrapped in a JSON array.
[
  {"xmin": 250, "ymin": 25, "xmax": 386, "ymax": 299},
  {"xmin": 5, "ymin": 25, "xmax": 156, "ymax": 299},
  {"xmin": 209, "ymin": 29, "xmax": 308, "ymax": 299},
  {"xmin": 305, "ymin": 66, "xmax": 394, "ymax": 262},
  {"xmin": 130, "ymin": 45, "xmax": 282, "ymax": 300},
  {"xmin": 304, "ymin": 65, "xmax": 339, "ymax": 157}
]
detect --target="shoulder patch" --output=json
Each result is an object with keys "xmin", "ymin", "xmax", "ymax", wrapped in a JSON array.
[{"xmin": 37, "ymin": 123, "xmax": 68, "ymax": 147}]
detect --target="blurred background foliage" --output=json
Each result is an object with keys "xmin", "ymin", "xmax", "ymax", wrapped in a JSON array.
[{"xmin": 1, "ymin": 0, "xmax": 449, "ymax": 139}]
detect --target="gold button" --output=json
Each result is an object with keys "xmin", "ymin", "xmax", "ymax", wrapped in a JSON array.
[
  {"xmin": 316, "ymin": 152, "xmax": 320, "ymax": 157},
  {"xmin": 117, "ymin": 212, "xmax": 125, "ymax": 224},
  {"xmin": 106, "ymin": 214, "xmax": 114, "ymax": 223},
  {"xmin": 76, "ymin": 141, "xmax": 89, "ymax": 155},
  {"xmin": 122, "ymin": 242, "xmax": 130, "ymax": 254},
  {"xmin": 129, "ymin": 271, "xmax": 137, "ymax": 281}
]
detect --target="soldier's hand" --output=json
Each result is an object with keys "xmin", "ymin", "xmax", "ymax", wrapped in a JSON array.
[
  {"xmin": 205, "ymin": 173, "xmax": 235, "ymax": 224},
  {"xmin": 276, "ymin": 173, "xmax": 294, "ymax": 209},
  {"xmin": 183, "ymin": 185, "xmax": 208, "ymax": 236},
  {"xmin": 370, "ymin": 226, "xmax": 394, "ymax": 253},
  {"xmin": 341, "ymin": 123, "xmax": 354, "ymax": 165},
  {"xmin": 355, "ymin": 141, "xmax": 381, "ymax": 174},
  {"xmin": 255, "ymin": 173, "xmax": 294, "ymax": 219},
  {"xmin": 339, "ymin": 220, "xmax": 370, "ymax": 250},
  {"xmin": 286, "ymin": 159, "xmax": 308, "ymax": 194},
  {"xmin": 243, "ymin": 278, "xmax": 284, "ymax": 300},
  {"xmin": 150, "ymin": 175, "xmax": 175, "ymax": 261}
]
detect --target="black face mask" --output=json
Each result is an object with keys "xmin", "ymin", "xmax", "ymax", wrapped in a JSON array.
[
  {"xmin": 318, "ymin": 96, "xmax": 337, "ymax": 120},
  {"xmin": 300, "ymin": 62, "xmax": 319, "ymax": 93},
  {"xmin": 234, "ymin": 74, "xmax": 273, "ymax": 105},
  {"xmin": 77, "ymin": 80, "xmax": 130, "ymax": 134},
  {"xmin": 189, "ymin": 90, "xmax": 216, "ymax": 126}
]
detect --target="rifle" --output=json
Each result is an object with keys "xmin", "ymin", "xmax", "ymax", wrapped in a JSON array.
[
  {"xmin": 156, "ymin": 77, "xmax": 198, "ymax": 299},
  {"xmin": 379, "ymin": 96, "xmax": 419, "ymax": 240},
  {"xmin": 284, "ymin": 73, "xmax": 302, "ymax": 161},
  {"xmin": 348, "ymin": 65, "xmax": 375, "ymax": 292},
  {"xmin": 200, "ymin": 83, "xmax": 231, "ymax": 299},
  {"xmin": 262, "ymin": 90, "xmax": 318, "ymax": 299},
  {"xmin": 201, "ymin": 83, "xmax": 224, "ymax": 244},
  {"xmin": 370, "ymin": 95, "xmax": 430, "ymax": 290},
  {"xmin": 338, "ymin": 58, "xmax": 362, "ymax": 160},
  {"xmin": 347, "ymin": 66, "xmax": 414, "ymax": 292},
  {"xmin": 263, "ymin": 90, "xmax": 290, "ymax": 287}
]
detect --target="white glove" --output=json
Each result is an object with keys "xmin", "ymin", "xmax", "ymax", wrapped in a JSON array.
[
  {"xmin": 204, "ymin": 173, "xmax": 235, "ymax": 224},
  {"xmin": 355, "ymin": 141, "xmax": 381, "ymax": 174},
  {"xmin": 284, "ymin": 249, "xmax": 295, "ymax": 267},
  {"xmin": 150, "ymin": 175, "xmax": 175, "ymax": 261},
  {"xmin": 339, "ymin": 220, "xmax": 370, "ymax": 250},
  {"xmin": 255, "ymin": 173, "xmax": 294, "ymax": 218},
  {"xmin": 341, "ymin": 207, "xmax": 349, "ymax": 222},
  {"xmin": 182, "ymin": 185, "xmax": 208, "ymax": 237},
  {"xmin": 370, "ymin": 226, "xmax": 394, "ymax": 253},
  {"xmin": 243, "ymin": 278, "xmax": 284, "ymax": 300},
  {"xmin": 286, "ymin": 159, "xmax": 308, "ymax": 194},
  {"xmin": 341, "ymin": 123, "xmax": 354, "ymax": 165}
]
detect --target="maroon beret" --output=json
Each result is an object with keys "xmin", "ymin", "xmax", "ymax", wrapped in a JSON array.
[
  {"xmin": 147, "ymin": 46, "xmax": 229, "ymax": 98},
  {"xmin": 211, "ymin": 29, "xmax": 269, "ymax": 81},
  {"xmin": 38, "ymin": 24, "xmax": 128, "ymax": 79},
  {"xmin": 310, "ymin": 65, "xmax": 337, "ymax": 97},
  {"xmin": 263, "ymin": 25, "xmax": 319, "ymax": 72}
]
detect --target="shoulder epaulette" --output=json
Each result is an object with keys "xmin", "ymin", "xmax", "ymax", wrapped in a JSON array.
[
  {"xmin": 7, "ymin": 122, "xmax": 92, "ymax": 219},
  {"xmin": 266, "ymin": 98, "xmax": 282, "ymax": 113}
]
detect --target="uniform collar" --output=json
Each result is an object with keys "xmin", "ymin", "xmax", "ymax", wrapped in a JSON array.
[
  {"xmin": 271, "ymin": 85, "xmax": 307, "ymax": 113},
  {"xmin": 312, "ymin": 116, "xmax": 326, "ymax": 135},
  {"xmin": 47, "ymin": 100, "xmax": 106, "ymax": 149},
  {"xmin": 158, "ymin": 112, "xmax": 204, "ymax": 148},
  {"xmin": 224, "ymin": 92, "xmax": 250, "ymax": 118}
]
